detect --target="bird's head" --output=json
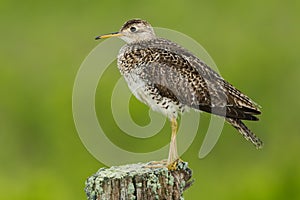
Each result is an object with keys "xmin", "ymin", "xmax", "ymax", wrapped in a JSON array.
[{"xmin": 95, "ymin": 19, "xmax": 156, "ymax": 43}]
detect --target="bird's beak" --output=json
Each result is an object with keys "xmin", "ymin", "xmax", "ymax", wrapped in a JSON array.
[{"xmin": 95, "ymin": 32, "xmax": 123, "ymax": 40}]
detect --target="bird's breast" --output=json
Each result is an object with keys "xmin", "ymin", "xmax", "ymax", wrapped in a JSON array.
[{"xmin": 117, "ymin": 61, "xmax": 185, "ymax": 119}]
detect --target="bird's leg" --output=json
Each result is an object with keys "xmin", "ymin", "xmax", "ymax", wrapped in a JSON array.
[
  {"xmin": 144, "ymin": 118, "xmax": 180, "ymax": 170},
  {"xmin": 167, "ymin": 117, "xmax": 179, "ymax": 170}
]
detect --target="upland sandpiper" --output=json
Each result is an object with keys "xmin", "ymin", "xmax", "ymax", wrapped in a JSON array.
[{"xmin": 95, "ymin": 19, "xmax": 262, "ymax": 169}]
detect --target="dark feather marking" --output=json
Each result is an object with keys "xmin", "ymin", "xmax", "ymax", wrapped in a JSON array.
[
  {"xmin": 119, "ymin": 42, "xmax": 261, "ymax": 121},
  {"xmin": 120, "ymin": 19, "xmax": 150, "ymax": 32},
  {"xmin": 226, "ymin": 118, "xmax": 263, "ymax": 148}
]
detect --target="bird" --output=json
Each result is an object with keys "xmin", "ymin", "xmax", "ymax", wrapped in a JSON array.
[{"xmin": 95, "ymin": 19, "xmax": 263, "ymax": 169}]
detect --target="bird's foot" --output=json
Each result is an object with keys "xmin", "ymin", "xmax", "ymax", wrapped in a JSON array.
[{"xmin": 167, "ymin": 158, "xmax": 183, "ymax": 171}]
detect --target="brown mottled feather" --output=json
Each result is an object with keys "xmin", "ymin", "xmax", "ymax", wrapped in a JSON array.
[
  {"xmin": 120, "ymin": 19, "xmax": 150, "ymax": 32},
  {"xmin": 119, "ymin": 39, "xmax": 260, "ymax": 121},
  {"xmin": 226, "ymin": 118, "xmax": 263, "ymax": 148},
  {"xmin": 117, "ymin": 22, "xmax": 262, "ymax": 148}
]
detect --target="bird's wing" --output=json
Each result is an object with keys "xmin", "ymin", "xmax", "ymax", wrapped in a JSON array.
[{"xmin": 127, "ymin": 38, "xmax": 261, "ymax": 120}]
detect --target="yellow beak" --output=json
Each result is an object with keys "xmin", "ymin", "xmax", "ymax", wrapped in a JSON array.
[{"xmin": 95, "ymin": 32, "xmax": 123, "ymax": 40}]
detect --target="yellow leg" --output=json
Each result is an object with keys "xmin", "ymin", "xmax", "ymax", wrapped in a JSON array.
[{"xmin": 167, "ymin": 117, "xmax": 179, "ymax": 170}]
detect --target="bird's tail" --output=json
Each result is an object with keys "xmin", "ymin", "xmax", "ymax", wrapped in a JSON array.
[{"xmin": 226, "ymin": 118, "xmax": 263, "ymax": 149}]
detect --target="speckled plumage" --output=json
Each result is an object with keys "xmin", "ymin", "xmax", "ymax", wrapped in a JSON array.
[
  {"xmin": 97, "ymin": 19, "xmax": 263, "ymax": 156},
  {"xmin": 118, "ymin": 38, "xmax": 261, "ymax": 119}
]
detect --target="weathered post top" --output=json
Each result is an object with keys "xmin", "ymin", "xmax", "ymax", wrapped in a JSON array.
[{"xmin": 85, "ymin": 160, "xmax": 193, "ymax": 200}]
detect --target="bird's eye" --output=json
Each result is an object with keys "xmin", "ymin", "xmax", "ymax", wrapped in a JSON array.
[{"xmin": 130, "ymin": 26, "xmax": 137, "ymax": 32}]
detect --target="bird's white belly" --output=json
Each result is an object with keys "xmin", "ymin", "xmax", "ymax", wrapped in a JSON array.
[{"xmin": 123, "ymin": 72, "xmax": 183, "ymax": 120}]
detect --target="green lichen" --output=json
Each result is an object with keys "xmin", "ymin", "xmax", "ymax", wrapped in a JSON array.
[
  {"xmin": 127, "ymin": 183, "xmax": 135, "ymax": 194},
  {"xmin": 85, "ymin": 161, "xmax": 191, "ymax": 200},
  {"xmin": 180, "ymin": 180, "xmax": 186, "ymax": 188},
  {"xmin": 168, "ymin": 174, "xmax": 174, "ymax": 186},
  {"xmin": 136, "ymin": 182, "xmax": 142, "ymax": 187},
  {"xmin": 147, "ymin": 173, "xmax": 161, "ymax": 193},
  {"xmin": 127, "ymin": 182, "xmax": 136, "ymax": 200}
]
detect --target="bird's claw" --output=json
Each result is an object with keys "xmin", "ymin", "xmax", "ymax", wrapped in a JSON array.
[{"xmin": 167, "ymin": 158, "xmax": 183, "ymax": 171}]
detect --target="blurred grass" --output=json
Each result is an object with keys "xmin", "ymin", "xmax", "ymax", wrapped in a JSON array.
[{"xmin": 1, "ymin": 0, "xmax": 300, "ymax": 199}]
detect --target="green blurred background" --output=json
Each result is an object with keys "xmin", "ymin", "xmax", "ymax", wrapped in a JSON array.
[{"xmin": 1, "ymin": 0, "xmax": 300, "ymax": 199}]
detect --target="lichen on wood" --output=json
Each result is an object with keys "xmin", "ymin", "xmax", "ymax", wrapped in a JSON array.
[{"xmin": 85, "ymin": 161, "xmax": 193, "ymax": 200}]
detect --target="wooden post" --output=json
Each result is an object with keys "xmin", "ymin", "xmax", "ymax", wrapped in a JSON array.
[{"xmin": 85, "ymin": 161, "xmax": 193, "ymax": 200}]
